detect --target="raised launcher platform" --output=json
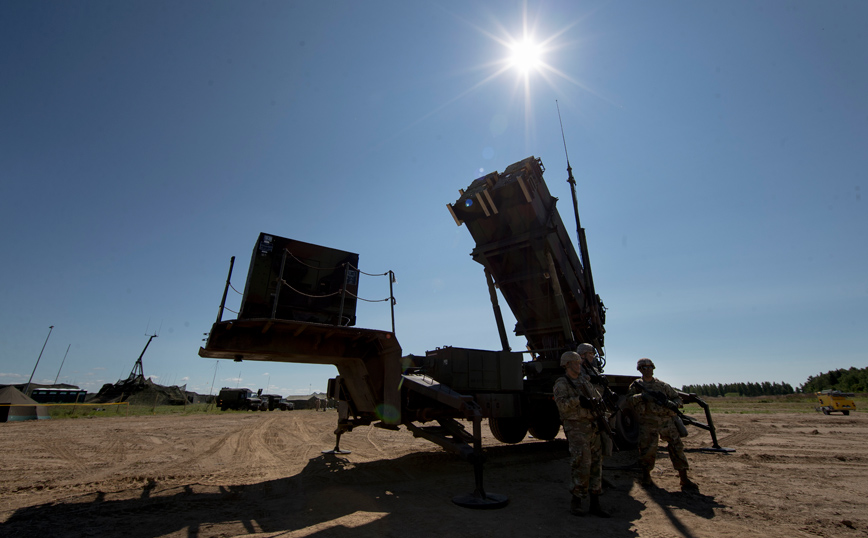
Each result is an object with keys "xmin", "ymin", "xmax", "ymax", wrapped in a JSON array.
[
  {"xmin": 199, "ymin": 232, "xmax": 508, "ymax": 508},
  {"xmin": 201, "ymin": 318, "xmax": 403, "ymax": 425},
  {"xmin": 201, "ymin": 232, "xmax": 404, "ymax": 425}
]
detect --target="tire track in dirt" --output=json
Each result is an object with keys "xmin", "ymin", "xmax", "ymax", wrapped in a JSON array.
[
  {"xmin": 67, "ymin": 427, "xmax": 138, "ymax": 488},
  {"xmin": 195, "ymin": 421, "xmax": 242, "ymax": 460},
  {"xmin": 122, "ymin": 415, "xmax": 268, "ymax": 485},
  {"xmin": 41, "ymin": 436, "xmax": 90, "ymax": 474},
  {"xmin": 181, "ymin": 414, "xmax": 315, "ymax": 482},
  {"xmin": 238, "ymin": 414, "xmax": 292, "ymax": 467},
  {"xmin": 9, "ymin": 424, "xmax": 181, "ymax": 498},
  {"xmin": 287, "ymin": 411, "xmax": 354, "ymax": 460},
  {"xmin": 714, "ymin": 424, "xmax": 765, "ymax": 448},
  {"xmin": 202, "ymin": 414, "xmax": 278, "ymax": 479},
  {"xmin": 101, "ymin": 428, "xmax": 129, "ymax": 464},
  {"xmin": 365, "ymin": 424, "xmax": 386, "ymax": 455},
  {"xmin": 286, "ymin": 412, "xmax": 315, "ymax": 446}
]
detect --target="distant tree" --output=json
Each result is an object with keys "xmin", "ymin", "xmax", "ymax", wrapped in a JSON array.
[{"xmin": 800, "ymin": 367, "xmax": 868, "ymax": 393}]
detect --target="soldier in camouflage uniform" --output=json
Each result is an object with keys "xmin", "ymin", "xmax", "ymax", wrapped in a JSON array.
[
  {"xmin": 627, "ymin": 358, "xmax": 699, "ymax": 492},
  {"xmin": 553, "ymin": 347, "xmax": 611, "ymax": 517}
]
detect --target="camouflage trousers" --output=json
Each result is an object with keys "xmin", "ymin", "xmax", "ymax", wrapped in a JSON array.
[
  {"xmin": 637, "ymin": 415, "xmax": 689, "ymax": 472},
  {"xmin": 563, "ymin": 419, "xmax": 603, "ymax": 497}
]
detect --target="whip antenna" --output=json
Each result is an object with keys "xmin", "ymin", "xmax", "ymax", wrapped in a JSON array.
[
  {"xmin": 556, "ymin": 100, "xmax": 573, "ymax": 183},
  {"xmin": 556, "ymin": 101, "xmax": 603, "ymax": 355}
]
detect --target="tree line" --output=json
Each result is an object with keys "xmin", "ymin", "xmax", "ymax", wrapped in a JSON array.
[
  {"xmin": 680, "ymin": 381, "xmax": 795, "ymax": 397},
  {"xmin": 681, "ymin": 366, "xmax": 868, "ymax": 396},
  {"xmin": 800, "ymin": 367, "xmax": 868, "ymax": 393}
]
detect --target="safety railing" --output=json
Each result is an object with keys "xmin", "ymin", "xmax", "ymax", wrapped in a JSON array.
[{"xmin": 216, "ymin": 249, "xmax": 397, "ymax": 334}]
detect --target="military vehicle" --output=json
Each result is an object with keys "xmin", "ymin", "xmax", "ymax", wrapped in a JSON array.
[
  {"xmin": 262, "ymin": 394, "xmax": 282, "ymax": 411},
  {"xmin": 216, "ymin": 387, "xmax": 264, "ymax": 411},
  {"xmin": 816, "ymin": 390, "xmax": 856, "ymax": 415},
  {"xmin": 200, "ymin": 156, "xmax": 723, "ymax": 507}
]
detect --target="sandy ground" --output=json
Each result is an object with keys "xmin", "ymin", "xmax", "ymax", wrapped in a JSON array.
[{"xmin": 1, "ymin": 409, "xmax": 866, "ymax": 538}]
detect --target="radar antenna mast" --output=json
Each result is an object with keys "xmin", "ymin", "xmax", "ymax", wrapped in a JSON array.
[{"xmin": 557, "ymin": 101, "xmax": 603, "ymax": 354}]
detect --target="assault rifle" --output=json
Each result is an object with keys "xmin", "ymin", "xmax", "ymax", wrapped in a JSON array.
[
  {"xmin": 631, "ymin": 381, "xmax": 733, "ymax": 452},
  {"xmin": 567, "ymin": 376, "xmax": 616, "ymax": 440},
  {"xmin": 633, "ymin": 380, "xmax": 708, "ymax": 432},
  {"xmin": 588, "ymin": 367, "xmax": 621, "ymax": 414}
]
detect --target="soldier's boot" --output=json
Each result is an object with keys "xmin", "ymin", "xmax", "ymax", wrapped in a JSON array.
[
  {"xmin": 589, "ymin": 494, "xmax": 611, "ymax": 518},
  {"xmin": 640, "ymin": 467, "xmax": 653, "ymax": 488},
  {"xmin": 570, "ymin": 494, "xmax": 585, "ymax": 516},
  {"xmin": 678, "ymin": 469, "xmax": 699, "ymax": 492}
]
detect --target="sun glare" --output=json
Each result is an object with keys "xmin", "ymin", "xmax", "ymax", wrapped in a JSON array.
[
  {"xmin": 509, "ymin": 39, "xmax": 542, "ymax": 74},
  {"xmin": 383, "ymin": 5, "xmax": 594, "ymax": 151}
]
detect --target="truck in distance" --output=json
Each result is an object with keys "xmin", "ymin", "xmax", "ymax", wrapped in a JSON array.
[
  {"xmin": 216, "ymin": 387, "xmax": 265, "ymax": 411},
  {"xmin": 816, "ymin": 390, "xmax": 856, "ymax": 415}
]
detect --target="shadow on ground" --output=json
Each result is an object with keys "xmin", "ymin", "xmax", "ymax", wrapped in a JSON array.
[{"xmin": 3, "ymin": 441, "xmax": 725, "ymax": 538}]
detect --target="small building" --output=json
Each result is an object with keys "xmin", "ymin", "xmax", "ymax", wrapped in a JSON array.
[
  {"xmin": 0, "ymin": 386, "xmax": 50, "ymax": 422},
  {"xmin": 29, "ymin": 387, "xmax": 87, "ymax": 404},
  {"xmin": 283, "ymin": 394, "xmax": 332, "ymax": 410}
]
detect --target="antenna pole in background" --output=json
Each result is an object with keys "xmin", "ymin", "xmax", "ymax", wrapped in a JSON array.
[
  {"xmin": 54, "ymin": 344, "xmax": 71, "ymax": 384},
  {"xmin": 24, "ymin": 325, "xmax": 54, "ymax": 396}
]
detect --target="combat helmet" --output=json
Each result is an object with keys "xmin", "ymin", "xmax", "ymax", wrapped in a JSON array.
[
  {"xmin": 560, "ymin": 351, "xmax": 581, "ymax": 367},
  {"xmin": 636, "ymin": 358, "xmax": 655, "ymax": 370},
  {"xmin": 576, "ymin": 343, "xmax": 596, "ymax": 355}
]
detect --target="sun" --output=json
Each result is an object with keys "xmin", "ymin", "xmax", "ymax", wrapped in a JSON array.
[
  {"xmin": 377, "ymin": 6, "xmax": 595, "ymax": 150},
  {"xmin": 508, "ymin": 38, "xmax": 543, "ymax": 75}
]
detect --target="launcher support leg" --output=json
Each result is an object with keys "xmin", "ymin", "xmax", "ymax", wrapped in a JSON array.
[
  {"xmin": 451, "ymin": 414, "xmax": 509, "ymax": 509},
  {"xmin": 323, "ymin": 424, "xmax": 352, "ymax": 455},
  {"xmin": 684, "ymin": 395, "xmax": 735, "ymax": 454}
]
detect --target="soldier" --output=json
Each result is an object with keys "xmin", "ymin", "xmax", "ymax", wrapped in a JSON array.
[
  {"xmin": 577, "ymin": 343, "xmax": 616, "ymax": 458},
  {"xmin": 627, "ymin": 358, "xmax": 699, "ymax": 492},
  {"xmin": 553, "ymin": 349, "xmax": 611, "ymax": 517}
]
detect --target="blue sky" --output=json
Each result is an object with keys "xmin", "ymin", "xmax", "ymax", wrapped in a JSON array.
[{"xmin": 1, "ymin": 1, "xmax": 865, "ymax": 398}]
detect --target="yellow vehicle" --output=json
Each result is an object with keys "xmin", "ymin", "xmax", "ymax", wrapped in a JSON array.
[{"xmin": 816, "ymin": 390, "xmax": 856, "ymax": 415}]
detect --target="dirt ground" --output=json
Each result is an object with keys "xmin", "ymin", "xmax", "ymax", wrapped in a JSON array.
[{"xmin": 1, "ymin": 409, "xmax": 866, "ymax": 538}]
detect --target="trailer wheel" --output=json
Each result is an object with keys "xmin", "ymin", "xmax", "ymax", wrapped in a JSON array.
[
  {"xmin": 528, "ymin": 421, "xmax": 560, "ymax": 441},
  {"xmin": 614, "ymin": 406, "xmax": 640, "ymax": 448},
  {"xmin": 489, "ymin": 417, "xmax": 528, "ymax": 444},
  {"xmin": 528, "ymin": 401, "xmax": 561, "ymax": 441},
  {"xmin": 823, "ymin": 408, "xmax": 830, "ymax": 415},
  {"xmin": 843, "ymin": 410, "xmax": 850, "ymax": 416}
]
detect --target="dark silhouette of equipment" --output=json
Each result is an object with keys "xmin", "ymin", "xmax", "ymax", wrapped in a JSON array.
[
  {"xmin": 128, "ymin": 333, "xmax": 157, "ymax": 381},
  {"xmin": 200, "ymin": 155, "xmax": 728, "ymax": 506},
  {"xmin": 200, "ymin": 157, "xmax": 603, "ymax": 507}
]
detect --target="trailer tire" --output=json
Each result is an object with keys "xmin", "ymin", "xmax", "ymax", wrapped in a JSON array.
[
  {"xmin": 843, "ymin": 410, "xmax": 850, "ymax": 416},
  {"xmin": 528, "ymin": 422, "xmax": 560, "ymax": 441},
  {"xmin": 614, "ymin": 406, "xmax": 640, "ymax": 448},
  {"xmin": 823, "ymin": 408, "xmax": 830, "ymax": 415},
  {"xmin": 489, "ymin": 417, "xmax": 528, "ymax": 444},
  {"xmin": 528, "ymin": 401, "xmax": 561, "ymax": 441}
]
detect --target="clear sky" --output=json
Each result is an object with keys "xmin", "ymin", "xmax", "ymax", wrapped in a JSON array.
[{"xmin": 1, "ymin": 1, "xmax": 865, "ymax": 398}]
